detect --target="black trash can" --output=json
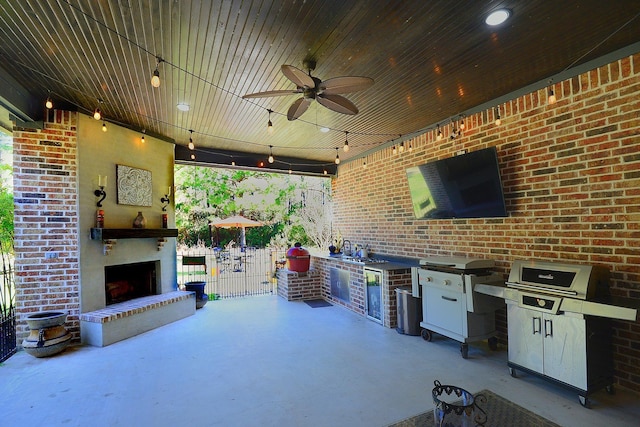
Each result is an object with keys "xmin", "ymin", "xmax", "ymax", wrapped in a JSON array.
[
  {"xmin": 185, "ymin": 281, "xmax": 208, "ymax": 309},
  {"xmin": 395, "ymin": 286, "xmax": 422, "ymax": 335}
]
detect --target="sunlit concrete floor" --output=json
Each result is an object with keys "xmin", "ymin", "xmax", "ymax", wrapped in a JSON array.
[{"xmin": 2, "ymin": 295, "xmax": 639, "ymax": 427}]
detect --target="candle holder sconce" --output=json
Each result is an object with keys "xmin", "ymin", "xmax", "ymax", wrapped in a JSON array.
[
  {"xmin": 94, "ymin": 187, "xmax": 107, "ymax": 207},
  {"xmin": 160, "ymin": 194, "xmax": 170, "ymax": 211},
  {"xmin": 160, "ymin": 187, "xmax": 171, "ymax": 211},
  {"xmin": 94, "ymin": 175, "xmax": 107, "ymax": 207}
]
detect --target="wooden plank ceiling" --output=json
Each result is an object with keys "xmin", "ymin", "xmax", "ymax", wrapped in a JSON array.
[{"xmin": 0, "ymin": 0, "xmax": 639, "ymax": 173}]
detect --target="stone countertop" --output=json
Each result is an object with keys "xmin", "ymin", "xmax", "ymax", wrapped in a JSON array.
[{"xmin": 311, "ymin": 251, "xmax": 418, "ymax": 271}]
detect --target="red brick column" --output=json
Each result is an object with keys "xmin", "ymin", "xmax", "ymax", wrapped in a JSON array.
[{"xmin": 13, "ymin": 110, "xmax": 80, "ymax": 343}]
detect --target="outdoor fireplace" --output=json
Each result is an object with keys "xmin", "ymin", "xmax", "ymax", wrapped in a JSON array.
[{"xmin": 105, "ymin": 261, "xmax": 159, "ymax": 305}]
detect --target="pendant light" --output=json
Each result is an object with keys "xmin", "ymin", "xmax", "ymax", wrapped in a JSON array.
[
  {"xmin": 188, "ymin": 130, "xmax": 194, "ymax": 150},
  {"xmin": 268, "ymin": 145, "xmax": 274, "ymax": 163},
  {"xmin": 436, "ymin": 124, "xmax": 443, "ymax": 141},
  {"xmin": 494, "ymin": 106, "xmax": 501, "ymax": 126},
  {"xmin": 343, "ymin": 131, "xmax": 350, "ymax": 152},
  {"xmin": 102, "ymin": 122, "xmax": 107, "ymax": 132},
  {"xmin": 141, "ymin": 129, "xmax": 145, "ymax": 143},
  {"xmin": 335, "ymin": 148, "xmax": 340, "ymax": 165}
]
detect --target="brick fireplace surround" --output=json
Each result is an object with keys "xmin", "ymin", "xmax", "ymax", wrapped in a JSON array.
[{"xmin": 13, "ymin": 111, "xmax": 193, "ymax": 347}]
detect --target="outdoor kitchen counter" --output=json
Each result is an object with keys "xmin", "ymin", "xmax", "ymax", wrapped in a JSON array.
[
  {"xmin": 309, "ymin": 252, "xmax": 417, "ymax": 329},
  {"xmin": 310, "ymin": 252, "xmax": 419, "ymax": 271}
]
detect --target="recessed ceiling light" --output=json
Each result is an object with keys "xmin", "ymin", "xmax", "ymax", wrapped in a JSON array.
[
  {"xmin": 485, "ymin": 9, "xmax": 511, "ymax": 26},
  {"xmin": 177, "ymin": 103, "xmax": 190, "ymax": 111},
  {"xmin": 319, "ymin": 127, "xmax": 330, "ymax": 133}
]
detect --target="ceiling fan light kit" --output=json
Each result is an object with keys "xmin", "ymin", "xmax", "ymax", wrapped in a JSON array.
[{"xmin": 242, "ymin": 60, "xmax": 374, "ymax": 121}]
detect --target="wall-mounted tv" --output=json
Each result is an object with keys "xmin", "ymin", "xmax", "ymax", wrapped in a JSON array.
[{"xmin": 405, "ymin": 146, "xmax": 507, "ymax": 219}]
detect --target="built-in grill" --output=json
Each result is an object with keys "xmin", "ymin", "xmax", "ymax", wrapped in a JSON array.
[
  {"xmin": 475, "ymin": 259, "xmax": 638, "ymax": 408},
  {"xmin": 411, "ymin": 256, "xmax": 504, "ymax": 358}
]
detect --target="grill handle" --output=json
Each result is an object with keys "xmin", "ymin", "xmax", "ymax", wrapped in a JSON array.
[
  {"xmin": 506, "ymin": 281, "xmax": 578, "ymax": 296},
  {"xmin": 532, "ymin": 317, "xmax": 541, "ymax": 334},
  {"xmin": 441, "ymin": 296, "xmax": 458, "ymax": 302}
]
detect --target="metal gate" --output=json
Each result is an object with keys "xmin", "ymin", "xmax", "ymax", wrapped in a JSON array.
[
  {"xmin": 0, "ymin": 258, "xmax": 16, "ymax": 363},
  {"xmin": 178, "ymin": 247, "xmax": 286, "ymax": 299}
]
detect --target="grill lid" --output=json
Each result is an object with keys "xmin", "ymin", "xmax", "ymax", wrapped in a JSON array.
[
  {"xmin": 506, "ymin": 260, "xmax": 609, "ymax": 300},
  {"xmin": 419, "ymin": 256, "xmax": 495, "ymax": 271}
]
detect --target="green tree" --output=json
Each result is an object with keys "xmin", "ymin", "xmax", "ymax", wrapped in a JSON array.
[{"xmin": 174, "ymin": 165, "xmax": 332, "ymax": 250}]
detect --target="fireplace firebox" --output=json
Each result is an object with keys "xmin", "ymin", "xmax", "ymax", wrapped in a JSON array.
[{"xmin": 105, "ymin": 261, "xmax": 159, "ymax": 305}]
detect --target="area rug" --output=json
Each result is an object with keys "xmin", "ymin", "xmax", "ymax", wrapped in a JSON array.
[
  {"xmin": 388, "ymin": 389, "xmax": 560, "ymax": 427},
  {"xmin": 304, "ymin": 299, "xmax": 333, "ymax": 308}
]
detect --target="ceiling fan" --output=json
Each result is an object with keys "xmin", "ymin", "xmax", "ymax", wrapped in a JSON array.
[{"xmin": 242, "ymin": 60, "xmax": 374, "ymax": 121}]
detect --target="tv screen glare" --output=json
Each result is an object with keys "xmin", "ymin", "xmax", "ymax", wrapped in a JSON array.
[{"xmin": 405, "ymin": 147, "xmax": 507, "ymax": 219}]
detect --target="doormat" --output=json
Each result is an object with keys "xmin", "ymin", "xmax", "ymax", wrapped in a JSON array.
[
  {"xmin": 387, "ymin": 389, "xmax": 560, "ymax": 427},
  {"xmin": 304, "ymin": 299, "xmax": 333, "ymax": 308}
]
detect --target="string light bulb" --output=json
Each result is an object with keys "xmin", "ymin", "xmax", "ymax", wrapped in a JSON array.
[
  {"xmin": 343, "ymin": 131, "xmax": 350, "ymax": 152},
  {"xmin": 392, "ymin": 145, "xmax": 397, "ymax": 155},
  {"xmin": 190, "ymin": 153, "xmax": 195, "ymax": 160},
  {"xmin": 408, "ymin": 143, "xmax": 413, "ymax": 152},
  {"xmin": 547, "ymin": 80, "xmax": 556, "ymax": 105},
  {"xmin": 141, "ymin": 129, "xmax": 146, "ymax": 143},
  {"xmin": 231, "ymin": 160, "xmax": 236, "ymax": 167},
  {"xmin": 93, "ymin": 108, "xmax": 101, "ymax": 120},
  {"xmin": 495, "ymin": 106, "xmax": 501, "ymax": 126},
  {"xmin": 363, "ymin": 160, "xmax": 367, "ymax": 169},
  {"xmin": 268, "ymin": 145, "xmax": 274, "ymax": 163},
  {"xmin": 151, "ymin": 57, "xmax": 163, "ymax": 88},
  {"xmin": 399, "ymin": 142, "xmax": 405, "ymax": 153},
  {"xmin": 459, "ymin": 116, "xmax": 465, "ymax": 130},
  {"xmin": 45, "ymin": 95, "xmax": 53, "ymax": 109},
  {"xmin": 436, "ymin": 124, "xmax": 443, "ymax": 141},
  {"xmin": 267, "ymin": 109, "xmax": 274, "ymax": 134},
  {"xmin": 188, "ymin": 130, "xmax": 194, "ymax": 150},
  {"xmin": 335, "ymin": 148, "xmax": 340, "ymax": 164},
  {"xmin": 102, "ymin": 122, "xmax": 107, "ymax": 132}
]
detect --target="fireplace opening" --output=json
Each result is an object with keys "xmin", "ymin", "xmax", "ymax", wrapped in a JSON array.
[{"xmin": 105, "ymin": 261, "xmax": 159, "ymax": 305}]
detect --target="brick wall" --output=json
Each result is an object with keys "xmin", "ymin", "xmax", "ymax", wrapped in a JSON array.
[
  {"xmin": 276, "ymin": 269, "xmax": 322, "ymax": 301},
  {"xmin": 333, "ymin": 54, "xmax": 640, "ymax": 391},
  {"xmin": 13, "ymin": 110, "xmax": 80, "ymax": 342}
]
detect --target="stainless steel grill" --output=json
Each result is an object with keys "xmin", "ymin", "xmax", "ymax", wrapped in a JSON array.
[
  {"xmin": 412, "ymin": 256, "xmax": 504, "ymax": 359},
  {"xmin": 476, "ymin": 259, "xmax": 638, "ymax": 408}
]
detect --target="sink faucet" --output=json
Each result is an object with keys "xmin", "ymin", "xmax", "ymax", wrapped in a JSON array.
[{"xmin": 342, "ymin": 240, "xmax": 352, "ymax": 256}]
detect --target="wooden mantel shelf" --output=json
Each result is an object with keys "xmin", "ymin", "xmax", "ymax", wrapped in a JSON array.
[
  {"xmin": 90, "ymin": 228, "xmax": 178, "ymax": 240},
  {"xmin": 90, "ymin": 228, "xmax": 178, "ymax": 255}
]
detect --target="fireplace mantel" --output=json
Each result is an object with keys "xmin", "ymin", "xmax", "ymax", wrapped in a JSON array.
[{"xmin": 90, "ymin": 228, "xmax": 178, "ymax": 254}]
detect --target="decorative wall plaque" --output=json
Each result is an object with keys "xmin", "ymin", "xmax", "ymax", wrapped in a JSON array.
[{"xmin": 116, "ymin": 164, "xmax": 152, "ymax": 206}]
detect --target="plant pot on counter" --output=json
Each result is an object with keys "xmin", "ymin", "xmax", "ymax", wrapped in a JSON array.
[{"xmin": 22, "ymin": 311, "xmax": 71, "ymax": 358}]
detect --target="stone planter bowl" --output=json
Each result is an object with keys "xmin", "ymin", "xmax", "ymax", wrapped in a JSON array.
[{"xmin": 25, "ymin": 311, "xmax": 67, "ymax": 329}]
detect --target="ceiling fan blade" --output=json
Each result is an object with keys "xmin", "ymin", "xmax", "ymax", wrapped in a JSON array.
[
  {"xmin": 287, "ymin": 98, "xmax": 312, "ymax": 120},
  {"xmin": 281, "ymin": 65, "xmax": 315, "ymax": 88},
  {"xmin": 317, "ymin": 94, "xmax": 359, "ymax": 115},
  {"xmin": 242, "ymin": 89, "xmax": 300, "ymax": 99},
  {"xmin": 320, "ymin": 76, "xmax": 374, "ymax": 94}
]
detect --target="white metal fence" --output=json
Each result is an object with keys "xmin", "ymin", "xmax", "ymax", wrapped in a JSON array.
[{"xmin": 178, "ymin": 247, "xmax": 287, "ymax": 299}]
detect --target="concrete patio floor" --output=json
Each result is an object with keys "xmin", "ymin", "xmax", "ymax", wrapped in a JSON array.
[{"xmin": 2, "ymin": 295, "xmax": 639, "ymax": 426}]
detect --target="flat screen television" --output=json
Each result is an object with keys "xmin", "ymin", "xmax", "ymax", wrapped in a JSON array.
[{"xmin": 405, "ymin": 146, "xmax": 507, "ymax": 219}]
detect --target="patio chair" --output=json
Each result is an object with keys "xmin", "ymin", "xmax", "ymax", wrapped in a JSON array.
[{"xmin": 182, "ymin": 256, "xmax": 207, "ymax": 278}]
